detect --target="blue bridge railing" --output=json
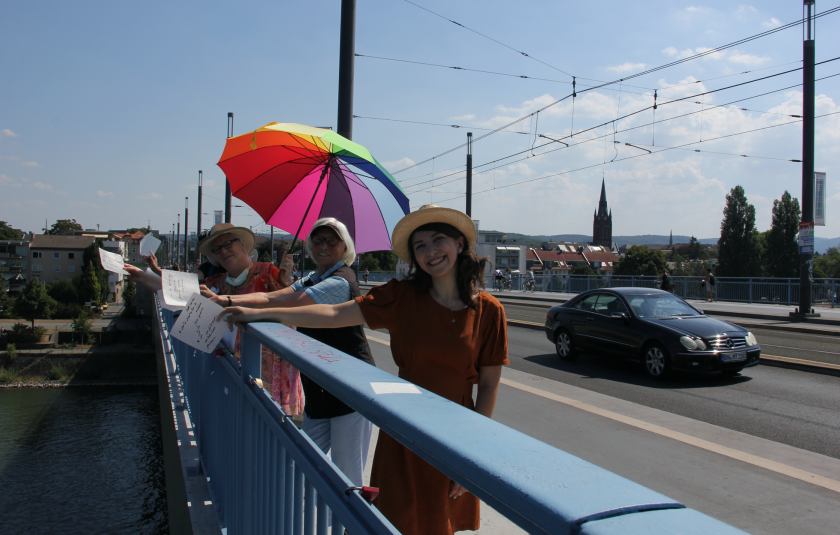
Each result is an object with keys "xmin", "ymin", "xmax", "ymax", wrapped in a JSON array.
[{"xmin": 154, "ymin": 296, "xmax": 749, "ymax": 534}]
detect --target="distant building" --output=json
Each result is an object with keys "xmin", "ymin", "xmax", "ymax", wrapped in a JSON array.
[
  {"xmin": 112, "ymin": 230, "xmax": 147, "ymax": 264},
  {"xmin": 0, "ymin": 235, "xmax": 32, "ymax": 295},
  {"xmin": 28, "ymin": 234, "xmax": 95, "ymax": 284},
  {"xmin": 592, "ymin": 179, "xmax": 613, "ymax": 248}
]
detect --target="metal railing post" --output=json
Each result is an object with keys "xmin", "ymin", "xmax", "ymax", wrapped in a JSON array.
[
  {"xmin": 788, "ymin": 279, "xmax": 792, "ymax": 305},
  {"xmin": 748, "ymin": 278, "xmax": 752, "ymax": 304},
  {"xmin": 241, "ymin": 330, "xmax": 262, "ymax": 534}
]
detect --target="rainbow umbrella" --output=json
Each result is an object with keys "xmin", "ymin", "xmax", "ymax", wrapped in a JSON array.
[{"xmin": 217, "ymin": 122, "xmax": 409, "ymax": 253}]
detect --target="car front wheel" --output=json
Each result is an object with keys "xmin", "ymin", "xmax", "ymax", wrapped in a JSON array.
[
  {"xmin": 555, "ymin": 330, "xmax": 577, "ymax": 361},
  {"xmin": 642, "ymin": 343, "xmax": 670, "ymax": 379}
]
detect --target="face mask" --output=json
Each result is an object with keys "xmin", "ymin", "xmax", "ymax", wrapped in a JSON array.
[{"xmin": 226, "ymin": 266, "xmax": 250, "ymax": 287}]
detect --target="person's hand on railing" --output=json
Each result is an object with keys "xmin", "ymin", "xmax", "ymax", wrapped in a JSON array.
[
  {"xmin": 143, "ymin": 251, "xmax": 162, "ymax": 276},
  {"xmin": 217, "ymin": 306, "xmax": 271, "ymax": 331},
  {"xmin": 200, "ymin": 284, "xmax": 225, "ymax": 306}
]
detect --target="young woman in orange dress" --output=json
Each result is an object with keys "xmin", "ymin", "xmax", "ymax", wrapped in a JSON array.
[{"xmin": 220, "ymin": 205, "xmax": 508, "ymax": 535}]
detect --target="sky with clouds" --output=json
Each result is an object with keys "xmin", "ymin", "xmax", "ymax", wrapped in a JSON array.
[{"xmin": 1, "ymin": 0, "xmax": 838, "ymax": 243}]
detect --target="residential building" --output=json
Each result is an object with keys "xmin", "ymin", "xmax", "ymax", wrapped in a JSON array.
[
  {"xmin": 0, "ymin": 234, "xmax": 32, "ymax": 295},
  {"xmin": 112, "ymin": 230, "xmax": 147, "ymax": 263},
  {"xmin": 29, "ymin": 234, "xmax": 95, "ymax": 284}
]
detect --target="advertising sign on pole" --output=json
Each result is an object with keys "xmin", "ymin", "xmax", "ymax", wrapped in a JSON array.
[
  {"xmin": 214, "ymin": 210, "xmax": 223, "ymax": 225},
  {"xmin": 799, "ymin": 222, "xmax": 815, "ymax": 254},
  {"xmin": 815, "ymin": 172, "xmax": 826, "ymax": 226}
]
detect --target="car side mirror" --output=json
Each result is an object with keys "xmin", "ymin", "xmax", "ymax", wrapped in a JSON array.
[{"xmin": 611, "ymin": 312, "xmax": 628, "ymax": 321}]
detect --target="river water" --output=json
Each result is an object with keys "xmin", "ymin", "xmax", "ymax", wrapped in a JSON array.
[{"xmin": 0, "ymin": 386, "xmax": 168, "ymax": 534}]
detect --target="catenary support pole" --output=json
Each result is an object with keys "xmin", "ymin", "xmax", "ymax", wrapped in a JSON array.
[
  {"xmin": 197, "ymin": 171, "xmax": 203, "ymax": 263},
  {"xmin": 225, "ymin": 113, "xmax": 234, "ymax": 223},
  {"xmin": 184, "ymin": 197, "xmax": 189, "ymax": 269},
  {"xmin": 466, "ymin": 132, "xmax": 473, "ymax": 217},
  {"xmin": 797, "ymin": 0, "xmax": 817, "ymax": 318},
  {"xmin": 270, "ymin": 226, "xmax": 274, "ymax": 265},
  {"xmin": 176, "ymin": 215, "xmax": 180, "ymax": 270},
  {"xmin": 336, "ymin": 0, "xmax": 356, "ymax": 141}
]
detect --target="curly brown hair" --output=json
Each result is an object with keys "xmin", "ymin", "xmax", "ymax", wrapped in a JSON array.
[{"xmin": 405, "ymin": 223, "xmax": 488, "ymax": 309}]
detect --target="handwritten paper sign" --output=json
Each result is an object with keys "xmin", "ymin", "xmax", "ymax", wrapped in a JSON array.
[
  {"xmin": 157, "ymin": 290, "xmax": 183, "ymax": 311},
  {"xmin": 139, "ymin": 233, "xmax": 161, "ymax": 257},
  {"xmin": 161, "ymin": 269, "xmax": 200, "ymax": 307},
  {"xmin": 98, "ymin": 248, "xmax": 128, "ymax": 275},
  {"xmin": 170, "ymin": 294, "xmax": 228, "ymax": 353}
]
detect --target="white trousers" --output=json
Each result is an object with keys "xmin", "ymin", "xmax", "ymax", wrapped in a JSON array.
[{"xmin": 302, "ymin": 411, "xmax": 372, "ymax": 487}]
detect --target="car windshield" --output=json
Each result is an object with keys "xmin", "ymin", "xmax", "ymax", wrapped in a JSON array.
[{"xmin": 627, "ymin": 294, "xmax": 700, "ymax": 318}]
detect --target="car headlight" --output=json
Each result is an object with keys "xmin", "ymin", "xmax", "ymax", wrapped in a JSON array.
[
  {"xmin": 694, "ymin": 338, "xmax": 706, "ymax": 350},
  {"xmin": 745, "ymin": 331, "xmax": 757, "ymax": 346},
  {"xmin": 680, "ymin": 336, "xmax": 698, "ymax": 350}
]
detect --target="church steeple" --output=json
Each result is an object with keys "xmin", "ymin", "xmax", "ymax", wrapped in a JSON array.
[{"xmin": 592, "ymin": 178, "xmax": 613, "ymax": 247}]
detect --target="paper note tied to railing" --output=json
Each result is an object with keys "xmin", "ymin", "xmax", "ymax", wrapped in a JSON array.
[
  {"xmin": 139, "ymin": 234, "xmax": 161, "ymax": 257},
  {"xmin": 161, "ymin": 269, "xmax": 201, "ymax": 307},
  {"xmin": 170, "ymin": 294, "xmax": 229, "ymax": 353},
  {"xmin": 98, "ymin": 248, "xmax": 128, "ymax": 275}
]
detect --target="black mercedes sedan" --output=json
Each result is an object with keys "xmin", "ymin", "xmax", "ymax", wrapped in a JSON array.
[{"xmin": 544, "ymin": 288, "xmax": 761, "ymax": 378}]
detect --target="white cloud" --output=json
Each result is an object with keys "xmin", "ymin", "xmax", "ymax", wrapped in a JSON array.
[
  {"xmin": 135, "ymin": 192, "xmax": 164, "ymax": 200},
  {"xmin": 32, "ymin": 181, "xmax": 53, "ymax": 191},
  {"xmin": 20, "ymin": 160, "xmax": 41, "ymax": 167},
  {"xmin": 448, "ymin": 114, "xmax": 475, "ymax": 122},
  {"xmin": 607, "ymin": 62, "xmax": 647, "ymax": 73},
  {"xmin": 0, "ymin": 201, "xmax": 23, "ymax": 208},
  {"xmin": 0, "ymin": 174, "xmax": 22, "ymax": 187},
  {"xmin": 728, "ymin": 52, "xmax": 770, "ymax": 65},
  {"xmin": 97, "ymin": 190, "xmax": 114, "ymax": 197},
  {"xmin": 686, "ymin": 6, "xmax": 701, "ymax": 11},
  {"xmin": 0, "ymin": 155, "xmax": 21, "ymax": 161},
  {"xmin": 662, "ymin": 47, "xmax": 694, "ymax": 59},
  {"xmin": 56, "ymin": 191, "xmax": 69, "ymax": 196},
  {"xmin": 695, "ymin": 46, "xmax": 726, "ymax": 61},
  {"xmin": 382, "ymin": 157, "xmax": 416, "ymax": 171},
  {"xmin": 737, "ymin": 5, "xmax": 757, "ymax": 13},
  {"xmin": 27, "ymin": 199, "xmax": 47, "ymax": 207},
  {"xmin": 0, "ymin": 129, "xmax": 17, "ymax": 138},
  {"xmin": 762, "ymin": 17, "xmax": 781, "ymax": 28}
]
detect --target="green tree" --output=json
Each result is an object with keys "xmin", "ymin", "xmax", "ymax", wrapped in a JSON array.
[
  {"xmin": 763, "ymin": 191, "xmax": 801, "ymax": 278},
  {"xmin": 259, "ymin": 250, "xmax": 272, "ymax": 263},
  {"xmin": 359, "ymin": 254, "xmax": 381, "ymax": 272},
  {"xmin": 613, "ymin": 246, "xmax": 667, "ymax": 276},
  {"xmin": 0, "ymin": 221, "xmax": 22, "ymax": 240},
  {"xmin": 718, "ymin": 185, "xmax": 762, "ymax": 277},
  {"xmin": 123, "ymin": 280, "xmax": 136, "ymax": 308},
  {"xmin": 82, "ymin": 241, "xmax": 110, "ymax": 303},
  {"xmin": 72, "ymin": 309, "xmax": 94, "ymax": 345},
  {"xmin": 46, "ymin": 219, "xmax": 83, "ymax": 235},
  {"xmin": 813, "ymin": 247, "xmax": 840, "ymax": 278},
  {"xmin": 13, "ymin": 279, "xmax": 57, "ymax": 327},
  {"xmin": 571, "ymin": 264, "xmax": 597, "ymax": 276},
  {"xmin": 82, "ymin": 261, "xmax": 102, "ymax": 306},
  {"xmin": 684, "ymin": 236, "xmax": 704, "ymax": 260},
  {"xmin": 47, "ymin": 278, "xmax": 78, "ymax": 304}
]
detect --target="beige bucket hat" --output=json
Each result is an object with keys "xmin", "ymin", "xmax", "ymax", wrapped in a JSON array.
[
  {"xmin": 391, "ymin": 204, "xmax": 477, "ymax": 264},
  {"xmin": 197, "ymin": 223, "xmax": 256, "ymax": 260}
]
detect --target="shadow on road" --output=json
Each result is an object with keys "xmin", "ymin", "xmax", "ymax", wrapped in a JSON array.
[{"xmin": 521, "ymin": 351, "xmax": 753, "ymax": 390}]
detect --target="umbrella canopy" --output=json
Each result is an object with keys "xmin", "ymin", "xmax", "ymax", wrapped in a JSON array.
[{"xmin": 217, "ymin": 122, "xmax": 410, "ymax": 253}]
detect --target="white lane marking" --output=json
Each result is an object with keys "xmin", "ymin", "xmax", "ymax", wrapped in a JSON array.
[
  {"xmin": 762, "ymin": 344, "xmax": 840, "ymax": 356},
  {"xmin": 500, "ymin": 377, "xmax": 840, "ymax": 494},
  {"xmin": 763, "ymin": 354, "xmax": 840, "ymax": 371},
  {"xmin": 367, "ymin": 335, "xmax": 391, "ymax": 346}
]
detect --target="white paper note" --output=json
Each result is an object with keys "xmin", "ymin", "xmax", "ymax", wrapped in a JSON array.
[
  {"xmin": 161, "ymin": 269, "xmax": 201, "ymax": 307},
  {"xmin": 157, "ymin": 290, "xmax": 183, "ymax": 311},
  {"xmin": 98, "ymin": 248, "xmax": 128, "ymax": 275},
  {"xmin": 370, "ymin": 382, "xmax": 422, "ymax": 395},
  {"xmin": 139, "ymin": 233, "xmax": 162, "ymax": 257},
  {"xmin": 170, "ymin": 294, "xmax": 228, "ymax": 353}
]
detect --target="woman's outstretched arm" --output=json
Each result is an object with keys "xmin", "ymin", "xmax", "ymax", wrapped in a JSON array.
[
  {"xmin": 218, "ymin": 299, "xmax": 365, "ymax": 329},
  {"xmin": 124, "ymin": 264, "xmax": 163, "ymax": 293}
]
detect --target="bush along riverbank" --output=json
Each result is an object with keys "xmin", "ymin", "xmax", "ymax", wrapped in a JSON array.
[{"xmin": 0, "ymin": 345, "xmax": 157, "ymax": 388}]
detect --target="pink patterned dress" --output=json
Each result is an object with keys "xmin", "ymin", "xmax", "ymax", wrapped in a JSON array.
[{"xmin": 205, "ymin": 262, "xmax": 304, "ymax": 416}]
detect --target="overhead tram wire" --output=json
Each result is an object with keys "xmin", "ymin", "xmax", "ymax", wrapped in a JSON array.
[
  {"xmin": 403, "ymin": 72, "xmax": 840, "ymax": 194},
  {"xmin": 390, "ymin": 8, "xmax": 840, "ymax": 176},
  {"xmin": 356, "ymin": 53, "xmax": 804, "ymax": 96},
  {"xmin": 401, "ymin": 0, "xmax": 573, "ymax": 78},
  {"xmin": 409, "ymin": 110, "xmax": 840, "ymax": 209},
  {"xmin": 396, "ymin": 63, "xmax": 840, "ymax": 191},
  {"xmin": 352, "ymin": 114, "xmax": 529, "ymax": 134}
]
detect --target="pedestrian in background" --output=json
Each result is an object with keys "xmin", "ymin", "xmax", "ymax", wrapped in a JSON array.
[
  {"xmin": 220, "ymin": 204, "xmax": 508, "ymax": 535},
  {"xmin": 704, "ymin": 268, "xmax": 716, "ymax": 302}
]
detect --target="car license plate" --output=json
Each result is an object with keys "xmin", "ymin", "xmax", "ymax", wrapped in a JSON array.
[{"xmin": 722, "ymin": 352, "xmax": 746, "ymax": 362}]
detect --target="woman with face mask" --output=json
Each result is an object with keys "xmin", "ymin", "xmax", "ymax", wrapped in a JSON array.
[
  {"xmin": 219, "ymin": 205, "xmax": 508, "ymax": 535},
  {"xmin": 125, "ymin": 222, "xmax": 303, "ymax": 416}
]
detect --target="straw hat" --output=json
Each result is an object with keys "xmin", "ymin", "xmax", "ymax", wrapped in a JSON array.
[
  {"xmin": 197, "ymin": 223, "xmax": 256, "ymax": 260},
  {"xmin": 391, "ymin": 204, "xmax": 477, "ymax": 264}
]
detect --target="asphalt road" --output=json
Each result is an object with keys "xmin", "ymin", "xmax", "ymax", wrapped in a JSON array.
[{"xmin": 364, "ymin": 325, "xmax": 840, "ymax": 534}]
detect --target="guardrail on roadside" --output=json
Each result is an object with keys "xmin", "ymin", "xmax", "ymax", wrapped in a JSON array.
[
  {"xmin": 364, "ymin": 272, "xmax": 839, "ymax": 307},
  {"xmin": 154, "ymin": 295, "xmax": 748, "ymax": 534}
]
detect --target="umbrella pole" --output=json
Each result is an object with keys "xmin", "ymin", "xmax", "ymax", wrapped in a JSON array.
[{"xmin": 287, "ymin": 157, "xmax": 333, "ymax": 267}]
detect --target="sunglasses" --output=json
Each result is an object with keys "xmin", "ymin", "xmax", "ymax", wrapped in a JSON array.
[
  {"xmin": 311, "ymin": 236, "xmax": 341, "ymax": 247},
  {"xmin": 211, "ymin": 238, "xmax": 241, "ymax": 256}
]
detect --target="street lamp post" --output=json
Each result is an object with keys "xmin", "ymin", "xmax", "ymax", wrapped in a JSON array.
[
  {"xmin": 225, "ymin": 113, "xmax": 234, "ymax": 223},
  {"xmin": 184, "ymin": 197, "xmax": 189, "ymax": 269}
]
